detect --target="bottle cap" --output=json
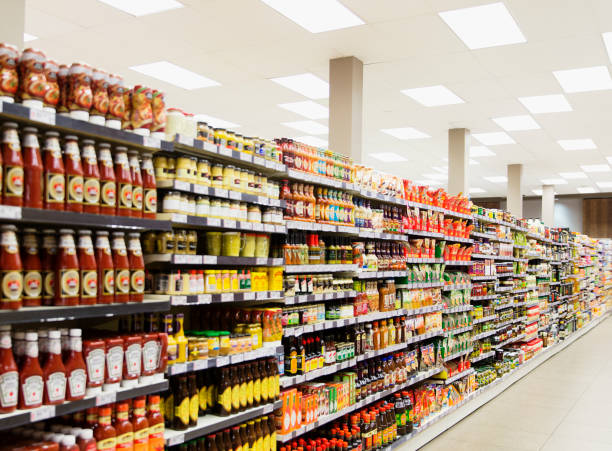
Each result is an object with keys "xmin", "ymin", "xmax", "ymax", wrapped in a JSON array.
[{"xmin": 62, "ymin": 435, "xmax": 76, "ymax": 446}]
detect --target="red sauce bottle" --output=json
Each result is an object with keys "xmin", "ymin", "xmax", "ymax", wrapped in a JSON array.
[
  {"xmin": 22, "ymin": 126, "xmax": 43, "ymax": 209},
  {"xmin": 104, "ymin": 336, "xmax": 123, "ymax": 391},
  {"xmin": 140, "ymin": 152, "xmax": 156, "ymax": 219},
  {"xmin": 63, "ymin": 136, "xmax": 83, "ymax": 212},
  {"xmin": 77, "ymin": 230, "xmax": 97, "ymax": 305},
  {"xmin": 60, "ymin": 435, "xmax": 79, "ymax": 451},
  {"xmin": 94, "ymin": 406, "xmax": 117, "ymax": 451},
  {"xmin": 42, "ymin": 329, "xmax": 66, "ymax": 405},
  {"xmin": 121, "ymin": 335, "xmax": 141, "ymax": 388},
  {"xmin": 55, "ymin": 229, "xmax": 79, "ymax": 306},
  {"xmin": 41, "ymin": 229, "xmax": 57, "ymax": 306},
  {"xmin": 131, "ymin": 397, "xmax": 149, "ymax": 451},
  {"xmin": 128, "ymin": 150, "xmax": 142, "ymax": 218},
  {"xmin": 43, "ymin": 131, "xmax": 65, "ymax": 210},
  {"xmin": 146, "ymin": 395, "xmax": 164, "ymax": 451},
  {"xmin": 76, "ymin": 429, "xmax": 96, "ymax": 451},
  {"xmin": 83, "ymin": 338, "xmax": 105, "ymax": 395},
  {"xmin": 21, "ymin": 228, "xmax": 42, "ymax": 307},
  {"xmin": 0, "ymin": 224, "xmax": 23, "ymax": 310},
  {"xmin": 19, "ymin": 331, "xmax": 44, "ymax": 409},
  {"xmin": 114, "ymin": 147, "xmax": 132, "ymax": 217},
  {"xmin": 0, "ymin": 325, "xmax": 18, "ymax": 413},
  {"xmin": 127, "ymin": 233, "xmax": 144, "ymax": 303},
  {"xmin": 81, "ymin": 139, "xmax": 100, "ymax": 214},
  {"xmin": 111, "ymin": 232, "xmax": 130, "ymax": 303},
  {"xmin": 64, "ymin": 328, "xmax": 87, "ymax": 401},
  {"xmin": 98, "ymin": 143, "xmax": 116, "ymax": 216},
  {"xmin": 140, "ymin": 333, "xmax": 158, "ymax": 381},
  {"xmin": 2, "ymin": 122, "xmax": 24, "ymax": 206},
  {"xmin": 114, "ymin": 401, "xmax": 134, "ymax": 451},
  {"xmin": 95, "ymin": 231, "xmax": 114, "ymax": 304}
]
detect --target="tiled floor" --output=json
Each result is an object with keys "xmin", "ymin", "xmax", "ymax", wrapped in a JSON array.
[{"xmin": 419, "ymin": 316, "xmax": 612, "ymax": 451}]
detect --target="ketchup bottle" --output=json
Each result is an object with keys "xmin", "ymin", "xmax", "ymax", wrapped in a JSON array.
[
  {"xmin": 2, "ymin": 122, "xmax": 24, "ymax": 206},
  {"xmin": 127, "ymin": 232, "xmax": 144, "ymax": 303},
  {"xmin": 41, "ymin": 229, "xmax": 58, "ymax": 306},
  {"xmin": 43, "ymin": 131, "xmax": 65, "ymax": 211},
  {"xmin": 114, "ymin": 147, "xmax": 132, "ymax": 217},
  {"xmin": 95, "ymin": 231, "xmax": 114, "ymax": 304},
  {"xmin": 63, "ymin": 136, "xmax": 84, "ymax": 213},
  {"xmin": 0, "ymin": 224, "xmax": 23, "ymax": 310},
  {"xmin": 77, "ymin": 230, "xmax": 97, "ymax": 305},
  {"xmin": 22, "ymin": 126, "xmax": 43, "ymax": 209},
  {"xmin": 21, "ymin": 228, "xmax": 42, "ymax": 307},
  {"xmin": 128, "ymin": 150, "xmax": 143, "ymax": 218},
  {"xmin": 81, "ymin": 139, "xmax": 100, "ymax": 214},
  {"xmin": 111, "ymin": 232, "xmax": 130, "ymax": 303},
  {"xmin": 64, "ymin": 328, "xmax": 87, "ymax": 401},
  {"xmin": 56, "ymin": 229, "xmax": 79, "ymax": 306},
  {"xmin": 0, "ymin": 325, "xmax": 18, "ymax": 413},
  {"xmin": 60, "ymin": 435, "xmax": 80, "ymax": 451},
  {"xmin": 42, "ymin": 329, "xmax": 67, "ymax": 405},
  {"xmin": 19, "ymin": 331, "xmax": 44, "ymax": 409},
  {"xmin": 98, "ymin": 143, "xmax": 116, "ymax": 216},
  {"xmin": 141, "ymin": 152, "xmax": 156, "ymax": 219}
]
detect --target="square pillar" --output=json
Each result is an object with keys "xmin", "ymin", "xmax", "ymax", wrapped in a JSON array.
[
  {"xmin": 542, "ymin": 185, "xmax": 555, "ymax": 226},
  {"xmin": 507, "ymin": 164, "xmax": 523, "ymax": 217},
  {"xmin": 329, "ymin": 56, "xmax": 363, "ymax": 163},
  {"xmin": 448, "ymin": 128, "xmax": 469, "ymax": 196}
]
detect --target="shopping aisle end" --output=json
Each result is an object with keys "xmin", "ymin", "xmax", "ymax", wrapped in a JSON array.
[{"xmin": 419, "ymin": 314, "xmax": 612, "ymax": 451}]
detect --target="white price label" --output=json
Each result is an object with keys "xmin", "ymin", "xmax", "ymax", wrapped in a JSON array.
[
  {"xmin": 256, "ymin": 291, "xmax": 267, "ymax": 300},
  {"xmin": 269, "ymin": 198, "xmax": 280, "ymax": 207},
  {"xmin": 213, "ymin": 188, "xmax": 228, "ymax": 197},
  {"xmin": 275, "ymin": 225, "xmax": 286, "ymax": 233},
  {"xmin": 314, "ymin": 294, "xmax": 323, "ymax": 301},
  {"xmin": 243, "ymin": 292, "xmax": 255, "ymax": 300},
  {"xmin": 253, "ymin": 156, "xmax": 264, "ymax": 166},
  {"xmin": 0, "ymin": 206, "xmax": 21, "ymax": 219},
  {"xmin": 241, "ymin": 222, "xmax": 253, "ymax": 230},
  {"xmin": 31, "ymin": 405, "xmax": 55, "ymax": 422},
  {"xmin": 30, "ymin": 108, "xmax": 55, "ymax": 125},
  {"xmin": 193, "ymin": 184, "xmax": 208, "ymax": 195},
  {"xmin": 144, "ymin": 136, "xmax": 161, "ymax": 148},
  {"xmin": 224, "ymin": 219, "xmax": 237, "ymax": 228},
  {"xmin": 171, "ymin": 214, "xmax": 187, "ymax": 223},
  {"xmin": 253, "ymin": 223, "xmax": 264, "ymax": 231},
  {"xmin": 174, "ymin": 180, "xmax": 190, "ymax": 192},
  {"xmin": 167, "ymin": 434, "xmax": 185, "ymax": 447},
  {"xmin": 265, "ymin": 160, "xmax": 274, "ymax": 168},
  {"xmin": 229, "ymin": 191, "xmax": 241, "ymax": 200},
  {"xmin": 96, "ymin": 391, "xmax": 117, "ymax": 406},
  {"xmin": 197, "ymin": 294, "xmax": 212, "ymax": 304},
  {"xmin": 177, "ymin": 135, "xmax": 193, "ymax": 146},
  {"xmin": 304, "ymin": 325, "xmax": 314, "ymax": 333},
  {"xmin": 203, "ymin": 255, "xmax": 217, "ymax": 264},
  {"xmin": 216, "ymin": 356, "xmax": 230, "ymax": 367},
  {"xmin": 220, "ymin": 292, "xmax": 234, "ymax": 302},
  {"xmin": 257, "ymin": 196, "xmax": 268, "ymax": 205},
  {"xmin": 239, "ymin": 152, "xmax": 252, "ymax": 162},
  {"xmin": 203, "ymin": 141, "xmax": 217, "ymax": 153},
  {"xmin": 207, "ymin": 217, "xmax": 221, "ymax": 227},
  {"xmin": 171, "ymin": 295, "xmax": 187, "ymax": 305},
  {"xmin": 219, "ymin": 147, "xmax": 232, "ymax": 157},
  {"xmin": 264, "ymin": 224, "xmax": 274, "ymax": 232},
  {"xmin": 193, "ymin": 360, "xmax": 208, "ymax": 371},
  {"xmin": 255, "ymin": 257, "xmax": 267, "ymax": 265},
  {"xmin": 231, "ymin": 354, "xmax": 244, "ymax": 364}
]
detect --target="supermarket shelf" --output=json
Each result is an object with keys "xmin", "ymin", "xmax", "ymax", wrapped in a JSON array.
[
  {"xmin": 444, "ymin": 236, "xmax": 473, "ymax": 244},
  {"xmin": 443, "ymin": 209, "xmax": 473, "ymax": 220},
  {"xmin": 442, "ymin": 347, "xmax": 473, "ymax": 362},
  {"xmin": 442, "ymin": 284, "xmax": 472, "ymax": 291},
  {"xmin": 165, "ymin": 399, "xmax": 282, "ymax": 446},
  {"xmin": 169, "ymin": 290, "xmax": 283, "ymax": 305},
  {"xmin": 405, "ymin": 229, "xmax": 444, "ymax": 239},
  {"xmin": 357, "ymin": 342, "xmax": 410, "ymax": 362},
  {"xmin": 513, "ymin": 244, "xmax": 528, "ymax": 249},
  {"xmin": 406, "ymin": 257, "xmax": 444, "ymax": 264},
  {"xmin": 144, "ymin": 254, "xmax": 284, "ymax": 266},
  {"xmin": 396, "ymin": 281, "xmax": 444, "ymax": 289},
  {"xmin": 473, "ymin": 314, "xmax": 498, "ymax": 325},
  {"xmin": 443, "ymin": 368, "xmax": 475, "ymax": 385},
  {"xmin": 443, "ymin": 305, "xmax": 473, "ymax": 313},
  {"xmin": 445, "ymin": 260, "xmax": 473, "ymax": 266},
  {"xmin": 494, "ymin": 303, "xmax": 515, "ymax": 311},
  {"xmin": 549, "ymin": 281, "xmax": 561, "ymax": 286},
  {"xmin": 160, "ymin": 213, "xmax": 286, "ymax": 234},
  {"xmin": 471, "ymin": 351, "xmax": 496, "ymax": 363},
  {"xmin": 167, "ymin": 346, "xmax": 282, "ymax": 375},
  {"xmin": 495, "ymin": 319, "xmax": 515, "ymax": 330},
  {"xmin": 280, "ymin": 358, "xmax": 357, "ymax": 388},
  {"xmin": 443, "ymin": 325, "xmax": 473, "ymax": 336},
  {"xmin": 497, "ymin": 272, "xmax": 523, "ymax": 278},
  {"xmin": 493, "ymin": 334, "xmax": 525, "ymax": 349},
  {"xmin": 285, "ymin": 264, "xmax": 358, "ymax": 274},
  {"xmin": 285, "ymin": 220, "xmax": 359, "ymax": 235},
  {"xmin": 357, "ymin": 230, "xmax": 407, "ymax": 241},
  {"xmin": 538, "ymin": 291, "xmax": 551, "ymax": 297},
  {"xmin": 471, "ymin": 294, "xmax": 499, "ymax": 301},
  {"xmin": 512, "ymin": 288, "xmax": 531, "ymax": 295},
  {"xmin": 472, "ymin": 329, "xmax": 498, "ymax": 340},
  {"xmin": 0, "ymin": 380, "xmax": 167, "ymax": 431},
  {"xmin": 0, "ymin": 299, "xmax": 170, "ymax": 326},
  {"xmin": 470, "ymin": 275, "xmax": 497, "ymax": 281},
  {"xmin": 284, "ymin": 291, "xmax": 356, "ymax": 305},
  {"xmin": 356, "ymin": 270, "xmax": 407, "ymax": 279}
]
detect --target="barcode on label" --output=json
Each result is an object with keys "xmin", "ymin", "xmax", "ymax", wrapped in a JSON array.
[{"xmin": 97, "ymin": 391, "xmax": 117, "ymax": 406}]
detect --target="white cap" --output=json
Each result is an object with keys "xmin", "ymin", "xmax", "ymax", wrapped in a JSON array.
[
  {"xmin": 48, "ymin": 330, "xmax": 61, "ymax": 339},
  {"xmin": 69, "ymin": 329, "xmax": 82, "ymax": 337},
  {"xmin": 61, "ymin": 435, "xmax": 76, "ymax": 447},
  {"xmin": 78, "ymin": 429, "xmax": 93, "ymax": 440},
  {"xmin": 25, "ymin": 332, "xmax": 38, "ymax": 341},
  {"xmin": 69, "ymin": 427, "xmax": 83, "ymax": 436},
  {"xmin": 60, "ymin": 328, "xmax": 69, "ymax": 336}
]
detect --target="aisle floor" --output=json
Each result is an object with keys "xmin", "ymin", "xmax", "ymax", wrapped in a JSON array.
[{"xmin": 418, "ymin": 316, "xmax": 612, "ymax": 451}]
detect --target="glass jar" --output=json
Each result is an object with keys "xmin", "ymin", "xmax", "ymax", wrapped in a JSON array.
[
  {"xmin": 210, "ymin": 199, "xmax": 221, "ymax": 218},
  {"xmin": 239, "ymin": 203, "xmax": 248, "ymax": 221},
  {"xmin": 162, "ymin": 191, "xmax": 180, "ymax": 213},
  {"xmin": 196, "ymin": 196, "xmax": 210, "ymax": 217},
  {"xmin": 247, "ymin": 205, "xmax": 261, "ymax": 223},
  {"xmin": 220, "ymin": 200, "xmax": 231, "ymax": 219},
  {"xmin": 211, "ymin": 163, "xmax": 223, "ymax": 187},
  {"xmin": 223, "ymin": 165, "xmax": 234, "ymax": 190},
  {"xmin": 197, "ymin": 159, "xmax": 210, "ymax": 186}
]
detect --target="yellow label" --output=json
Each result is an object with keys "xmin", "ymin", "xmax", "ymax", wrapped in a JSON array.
[
  {"xmin": 243, "ymin": 442, "xmax": 250, "ymax": 451},
  {"xmin": 81, "ymin": 269, "xmax": 97, "ymax": 298},
  {"xmin": 119, "ymin": 182, "xmax": 132, "ymax": 209},
  {"xmin": 46, "ymin": 173, "xmax": 65, "ymax": 203},
  {"xmin": 247, "ymin": 379, "xmax": 254, "ymax": 406},
  {"xmin": 132, "ymin": 185, "xmax": 143, "ymax": 210},
  {"xmin": 149, "ymin": 423, "xmax": 164, "ymax": 434},
  {"xmin": 4, "ymin": 166, "xmax": 23, "ymax": 197},
  {"xmin": 67, "ymin": 174, "xmax": 84, "ymax": 203},
  {"xmin": 60, "ymin": 268, "xmax": 79, "ymax": 297},
  {"xmin": 116, "ymin": 431, "xmax": 133, "ymax": 449},
  {"xmin": 1, "ymin": 270, "xmax": 22, "ymax": 301},
  {"xmin": 231, "ymin": 384, "xmax": 240, "ymax": 411},
  {"xmin": 253, "ymin": 378, "xmax": 261, "ymax": 403},
  {"xmin": 189, "ymin": 394, "xmax": 199, "ymax": 422},
  {"xmin": 164, "ymin": 393, "xmax": 174, "ymax": 422},
  {"xmin": 115, "ymin": 268, "xmax": 130, "ymax": 294},
  {"xmin": 199, "ymin": 386, "xmax": 208, "ymax": 411},
  {"xmin": 236, "ymin": 446, "xmax": 242, "ymax": 451},
  {"xmin": 207, "ymin": 384, "xmax": 216, "ymax": 410},
  {"xmin": 97, "ymin": 438, "xmax": 116, "ymax": 451},
  {"xmin": 263, "ymin": 434, "xmax": 270, "ymax": 451},
  {"xmin": 84, "ymin": 177, "xmax": 100, "ymax": 205},
  {"xmin": 218, "ymin": 387, "xmax": 231, "ymax": 413},
  {"xmin": 23, "ymin": 270, "xmax": 42, "ymax": 299},
  {"xmin": 261, "ymin": 376, "xmax": 268, "ymax": 401},
  {"xmin": 101, "ymin": 180, "xmax": 116, "ymax": 207},
  {"xmin": 256, "ymin": 437, "xmax": 263, "ymax": 451},
  {"xmin": 270, "ymin": 432, "xmax": 276, "ymax": 451},
  {"xmin": 134, "ymin": 428, "xmax": 149, "ymax": 440},
  {"xmin": 130, "ymin": 269, "xmax": 145, "ymax": 295},
  {"xmin": 144, "ymin": 189, "xmax": 157, "ymax": 213},
  {"xmin": 239, "ymin": 381, "xmax": 247, "ymax": 407},
  {"xmin": 102, "ymin": 268, "xmax": 114, "ymax": 295},
  {"xmin": 174, "ymin": 397, "xmax": 190, "ymax": 426}
]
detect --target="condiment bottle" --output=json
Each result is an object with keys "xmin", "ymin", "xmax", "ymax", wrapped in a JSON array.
[
  {"xmin": 41, "ymin": 229, "xmax": 57, "ymax": 306},
  {"xmin": 22, "ymin": 126, "xmax": 43, "ymax": 209},
  {"xmin": 103, "ymin": 336, "xmax": 123, "ymax": 391},
  {"xmin": 131, "ymin": 397, "xmax": 149, "ymax": 451},
  {"xmin": 43, "ymin": 330, "xmax": 67, "ymax": 405},
  {"xmin": 95, "ymin": 231, "xmax": 114, "ymax": 304},
  {"xmin": 128, "ymin": 150, "xmax": 143, "ymax": 218},
  {"xmin": 121, "ymin": 334, "xmax": 141, "ymax": 388},
  {"xmin": 98, "ymin": 143, "xmax": 116, "ymax": 215},
  {"xmin": 61, "ymin": 435, "xmax": 80, "ymax": 451},
  {"xmin": 217, "ymin": 367, "xmax": 232, "ymax": 417},
  {"xmin": 173, "ymin": 375, "xmax": 190, "ymax": 430},
  {"xmin": 93, "ymin": 406, "xmax": 117, "ymax": 451},
  {"xmin": 63, "ymin": 136, "xmax": 84, "ymax": 212},
  {"xmin": 21, "ymin": 228, "xmax": 42, "ymax": 307},
  {"xmin": 64, "ymin": 328, "xmax": 87, "ymax": 401},
  {"xmin": 80, "ymin": 139, "xmax": 100, "ymax": 214},
  {"xmin": 163, "ymin": 314, "xmax": 177, "ymax": 366},
  {"xmin": 174, "ymin": 314, "xmax": 188, "ymax": 363},
  {"xmin": 0, "ymin": 224, "xmax": 22, "ymax": 310},
  {"xmin": 114, "ymin": 147, "xmax": 132, "ymax": 216},
  {"xmin": 83, "ymin": 338, "xmax": 105, "ymax": 395},
  {"xmin": 43, "ymin": 131, "xmax": 65, "ymax": 210},
  {"xmin": 2, "ymin": 122, "xmax": 23, "ymax": 206},
  {"xmin": 90, "ymin": 69, "xmax": 109, "ymax": 125},
  {"xmin": 111, "ymin": 232, "xmax": 130, "ymax": 303},
  {"xmin": 0, "ymin": 43, "xmax": 19, "ymax": 104},
  {"xmin": 76, "ymin": 429, "xmax": 96, "ymax": 451},
  {"xmin": 0, "ymin": 325, "xmax": 18, "ymax": 413},
  {"xmin": 114, "ymin": 401, "xmax": 134, "ymax": 451},
  {"xmin": 146, "ymin": 394, "xmax": 164, "ymax": 451},
  {"xmin": 76, "ymin": 230, "xmax": 97, "ymax": 305},
  {"xmin": 127, "ymin": 233, "xmax": 144, "ymax": 303},
  {"xmin": 19, "ymin": 331, "xmax": 44, "ymax": 409},
  {"xmin": 141, "ymin": 152, "xmax": 157, "ymax": 219},
  {"xmin": 188, "ymin": 373, "xmax": 198, "ymax": 426},
  {"xmin": 56, "ymin": 229, "xmax": 79, "ymax": 306}
]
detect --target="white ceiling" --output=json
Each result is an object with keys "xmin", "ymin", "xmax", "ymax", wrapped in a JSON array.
[{"xmin": 22, "ymin": 0, "xmax": 612, "ymax": 197}]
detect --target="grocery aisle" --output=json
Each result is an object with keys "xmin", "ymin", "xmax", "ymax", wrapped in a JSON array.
[{"xmin": 419, "ymin": 316, "xmax": 612, "ymax": 451}]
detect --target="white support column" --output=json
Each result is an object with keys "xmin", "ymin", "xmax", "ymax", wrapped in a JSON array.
[
  {"xmin": 448, "ymin": 128, "xmax": 469, "ymax": 196},
  {"xmin": 0, "ymin": 0, "xmax": 25, "ymax": 48},
  {"xmin": 507, "ymin": 164, "xmax": 523, "ymax": 218},
  {"xmin": 541, "ymin": 185, "xmax": 555, "ymax": 226},
  {"xmin": 329, "ymin": 56, "xmax": 363, "ymax": 164}
]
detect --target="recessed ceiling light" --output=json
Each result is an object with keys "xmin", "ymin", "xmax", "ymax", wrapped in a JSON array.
[
  {"xmin": 369, "ymin": 152, "xmax": 407, "ymax": 163},
  {"xmin": 270, "ymin": 73, "xmax": 329, "ymax": 99},
  {"xmin": 469, "ymin": 187, "xmax": 486, "ymax": 194},
  {"xmin": 295, "ymin": 136, "xmax": 328, "ymax": 147},
  {"xmin": 596, "ymin": 181, "xmax": 612, "ymax": 189},
  {"xmin": 282, "ymin": 120, "xmax": 328, "ymax": 134},
  {"xmin": 470, "ymin": 146, "xmax": 496, "ymax": 157},
  {"xmin": 469, "ymin": 159, "xmax": 480, "ymax": 165},
  {"xmin": 484, "ymin": 176, "xmax": 507, "ymax": 183},
  {"xmin": 439, "ymin": 2, "xmax": 526, "ymax": 50},
  {"xmin": 260, "ymin": 0, "xmax": 364, "ymax": 33},
  {"xmin": 557, "ymin": 139, "xmax": 596, "ymax": 151},
  {"xmin": 541, "ymin": 178, "xmax": 568, "ymax": 185},
  {"xmin": 381, "ymin": 127, "xmax": 430, "ymax": 140},
  {"xmin": 23, "ymin": 33, "xmax": 38, "ymax": 42},
  {"xmin": 432, "ymin": 166, "xmax": 449, "ymax": 173},
  {"xmin": 577, "ymin": 186, "xmax": 598, "ymax": 194},
  {"xmin": 559, "ymin": 172, "xmax": 588, "ymax": 179},
  {"xmin": 400, "ymin": 85, "xmax": 464, "ymax": 107},
  {"xmin": 130, "ymin": 61, "xmax": 220, "ymax": 89},
  {"xmin": 193, "ymin": 114, "xmax": 240, "ymax": 129},
  {"xmin": 422, "ymin": 173, "xmax": 448, "ymax": 180},
  {"xmin": 580, "ymin": 164, "xmax": 611, "ymax": 173},
  {"xmin": 98, "ymin": 0, "xmax": 183, "ymax": 16},
  {"xmin": 518, "ymin": 94, "xmax": 572, "ymax": 114},
  {"xmin": 472, "ymin": 132, "xmax": 515, "ymax": 146},
  {"xmin": 492, "ymin": 115, "xmax": 540, "ymax": 131},
  {"xmin": 553, "ymin": 66, "xmax": 612, "ymax": 93},
  {"xmin": 414, "ymin": 179, "xmax": 443, "ymax": 186},
  {"xmin": 278, "ymin": 101, "xmax": 328, "ymax": 119}
]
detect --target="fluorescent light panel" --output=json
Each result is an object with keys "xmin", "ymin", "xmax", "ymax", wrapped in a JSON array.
[
  {"xmin": 432, "ymin": 166, "xmax": 449, "ymax": 173},
  {"xmin": 532, "ymin": 189, "xmax": 543, "ymax": 195},
  {"xmin": 469, "ymin": 159, "xmax": 480, "ymax": 165},
  {"xmin": 472, "ymin": 132, "xmax": 515, "ymax": 146},
  {"xmin": 518, "ymin": 94, "xmax": 572, "ymax": 114},
  {"xmin": 295, "ymin": 136, "xmax": 328, "ymax": 147},
  {"xmin": 369, "ymin": 152, "xmax": 407, "ymax": 163},
  {"xmin": 381, "ymin": 127, "xmax": 430, "ymax": 140},
  {"xmin": 559, "ymin": 172, "xmax": 588, "ymax": 179},
  {"xmin": 469, "ymin": 187, "xmax": 486, "ymax": 194},
  {"xmin": 23, "ymin": 33, "xmax": 37, "ymax": 42},
  {"xmin": 270, "ymin": 73, "xmax": 329, "ymax": 99},
  {"xmin": 98, "ymin": 0, "xmax": 183, "ymax": 16},
  {"xmin": 470, "ymin": 146, "xmax": 496, "ymax": 157},
  {"xmin": 541, "ymin": 178, "xmax": 568, "ymax": 185},
  {"xmin": 193, "ymin": 114, "xmax": 239, "ymax": 129},
  {"xmin": 400, "ymin": 85, "xmax": 464, "ymax": 107},
  {"xmin": 553, "ymin": 66, "xmax": 612, "ymax": 93},
  {"xmin": 581, "ymin": 164, "xmax": 610, "ymax": 173},
  {"xmin": 278, "ymin": 101, "xmax": 328, "ymax": 119},
  {"xmin": 596, "ymin": 181, "xmax": 612, "ymax": 189},
  {"xmin": 130, "ymin": 61, "xmax": 219, "ymax": 89},
  {"xmin": 260, "ymin": 0, "xmax": 364, "ymax": 33},
  {"xmin": 577, "ymin": 186, "xmax": 598, "ymax": 193},
  {"xmin": 492, "ymin": 114, "xmax": 540, "ymax": 131},
  {"xmin": 557, "ymin": 139, "xmax": 596, "ymax": 151},
  {"xmin": 439, "ymin": 2, "xmax": 526, "ymax": 50},
  {"xmin": 282, "ymin": 120, "xmax": 328, "ymax": 134},
  {"xmin": 484, "ymin": 176, "xmax": 507, "ymax": 183}
]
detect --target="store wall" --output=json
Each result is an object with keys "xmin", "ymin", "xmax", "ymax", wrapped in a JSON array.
[{"xmin": 499, "ymin": 198, "xmax": 583, "ymax": 232}]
